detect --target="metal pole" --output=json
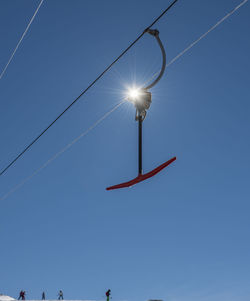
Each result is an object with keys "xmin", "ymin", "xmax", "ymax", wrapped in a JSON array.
[{"xmin": 138, "ymin": 116, "xmax": 143, "ymax": 175}]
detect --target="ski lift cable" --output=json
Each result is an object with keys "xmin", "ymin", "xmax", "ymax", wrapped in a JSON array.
[
  {"xmin": 0, "ymin": 0, "xmax": 179, "ymax": 177},
  {"xmin": 166, "ymin": 0, "xmax": 248, "ymax": 67},
  {"xmin": 144, "ymin": 0, "xmax": 248, "ymax": 86},
  {"xmin": 0, "ymin": 0, "xmax": 45, "ymax": 80},
  {"xmin": 0, "ymin": 100, "xmax": 125, "ymax": 201}
]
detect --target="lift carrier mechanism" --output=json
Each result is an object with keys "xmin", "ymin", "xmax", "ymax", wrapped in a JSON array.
[{"xmin": 106, "ymin": 29, "xmax": 176, "ymax": 190}]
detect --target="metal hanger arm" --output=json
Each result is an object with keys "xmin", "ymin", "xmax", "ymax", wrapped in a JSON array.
[{"xmin": 144, "ymin": 29, "xmax": 166, "ymax": 90}]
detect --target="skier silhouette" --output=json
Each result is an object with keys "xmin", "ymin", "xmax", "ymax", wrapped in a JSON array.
[
  {"xmin": 58, "ymin": 290, "xmax": 64, "ymax": 300},
  {"xmin": 42, "ymin": 292, "xmax": 45, "ymax": 300},
  {"xmin": 18, "ymin": 291, "xmax": 25, "ymax": 300},
  {"xmin": 105, "ymin": 289, "xmax": 111, "ymax": 301},
  {"xmin": 18, "ymin": 291, "xmax": 22, "ymax": 300}
]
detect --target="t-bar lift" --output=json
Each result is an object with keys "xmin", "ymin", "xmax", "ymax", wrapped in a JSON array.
[{"xmin": 106, "ymin": 29, "xmax": 176, "ymax": 190}]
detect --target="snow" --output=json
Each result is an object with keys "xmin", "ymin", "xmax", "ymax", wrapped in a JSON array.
[
  {"xmin": 21, "ymin": 295, "xmax": 101, "ymax": 301},
  {"xmin": 0, "ymin": 295, "xmax": 16, "ymax": 301},
  {"xmin": 0, "ymin": 297, "xmax": 99, "ymax": 301}
]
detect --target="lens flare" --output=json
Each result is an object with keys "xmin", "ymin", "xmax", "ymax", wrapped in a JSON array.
[
  {"xmin": 126, "ymin": 86, "xmax": 143, "ymax": 105},
  {"xmin": 128, "ymin": 88, "xmax": 140, "ymax": 100}
]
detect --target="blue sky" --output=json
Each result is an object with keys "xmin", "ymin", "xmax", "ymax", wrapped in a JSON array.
[{"xmin": 0, "ymin": 0, "xmax": 250, "ymax": 301}]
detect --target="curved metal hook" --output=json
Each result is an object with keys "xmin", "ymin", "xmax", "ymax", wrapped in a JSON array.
[{"xmin": 144, "ymin": 29, "xmax": 166, "ymax": 90}]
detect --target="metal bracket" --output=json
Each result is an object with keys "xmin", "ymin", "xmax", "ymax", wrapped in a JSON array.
[{"xmin": 144, "ymin": 29, "xmax": 166, "ymax": 90}]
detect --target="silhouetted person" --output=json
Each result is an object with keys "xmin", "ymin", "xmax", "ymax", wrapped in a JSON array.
[
  {"xmin": 18, "ymin": 291, "xmax": 25, "ymax": 300},
  {"xmin": 106, "ymin": 289, "xmax": 111, "ymax": 301},
  {"xmin": 58, "ymin": 290, "xmax": 63, "ymax": 300},
  {"xmin": 42, "ymin": 292, "xmax": 46, "ymax": 300}
]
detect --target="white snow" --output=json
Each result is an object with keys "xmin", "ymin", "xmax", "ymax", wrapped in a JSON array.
[
  {"xmin": 0, "ymin": 295, "xmax": 16, "ymax": 301},
  {"xmin": 0, "ymin": 297, "xmax": 101, "ymax": 301}
]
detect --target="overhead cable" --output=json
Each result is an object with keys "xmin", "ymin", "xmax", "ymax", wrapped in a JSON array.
[
  {"xmin": 166, "ymin": 0, "xmax": 248, "ymax": 68},
  {"xmin": 0, "ymin": 0, "xmax": 44, "ymax": 80},
  {"xmin": 0, "ymin": 0, "xmax": 179, "ymax": 177}
]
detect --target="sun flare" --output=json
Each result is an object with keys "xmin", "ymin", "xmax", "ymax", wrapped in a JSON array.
[
  {"xmin": 126, "ymin": 86, "xmax": 142, "ymax": 103},
  {"xmin": 128, "ymin": 88, "xmax": 140, "ymax": 99}
]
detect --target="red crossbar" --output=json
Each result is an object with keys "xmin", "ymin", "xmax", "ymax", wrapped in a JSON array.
[{"xmin": 106, "ymin": 156, "xmax": 176, "ymax": 190}]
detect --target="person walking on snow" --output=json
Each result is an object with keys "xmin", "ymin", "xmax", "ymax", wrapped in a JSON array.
[
  {"xmin": 18, "ymin": 291, "xmax": 22, "ymax": 300},
  {"xmin": 42, "ymin": 292, "xmax": 46, "ymax": 300},
  {"xmin": 58, "ymin": 290, "xmax": 64, "ymax": 300},
  {"xmin": 18, "ymin": 291, "xmax": 25, "ymax": 300},
  {"xmin": 106, "ymin": 289, "xmax": 111, "ymax": 301}
]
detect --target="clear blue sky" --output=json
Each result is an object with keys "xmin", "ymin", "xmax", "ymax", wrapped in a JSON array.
[{"xmin": 0, "ymin": 1, "xmax": 250, "ymax": 301}]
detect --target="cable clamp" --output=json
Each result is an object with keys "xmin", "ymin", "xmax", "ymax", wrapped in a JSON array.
[{"xmin": 146, "ymin": 28, "xmax": 159, "ymax": 37}]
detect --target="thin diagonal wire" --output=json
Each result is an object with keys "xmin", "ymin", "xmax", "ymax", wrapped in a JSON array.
[
  {"xmin": 166, "ymin": 0, "xmax": 248, "ymax": 67},
  {"xmin": 0, "ymin": 0, "xmax": 179, "ymax": 177},
  {"xmin": 0, "ymin": 100, "xmax": 125, "ymax": 201},
  {"xmin": 144, "ymin": 0, "xmax": 248, "ymax": 87},
  {"xmin": 0, "ymin": 0, "xmax": 44, "ymax": 80}
]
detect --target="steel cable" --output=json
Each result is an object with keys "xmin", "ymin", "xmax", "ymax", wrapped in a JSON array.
[{"xmin": 0, "ymin": 0, "xmax": 44, "ymax": 80}]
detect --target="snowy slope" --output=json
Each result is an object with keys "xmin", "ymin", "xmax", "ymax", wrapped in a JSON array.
[
  {"xmin": 0, "ymin": 298, "xmax": 100, "ymax": 301},
  {"xmin": 0, "ymin": 295, "xmax": 16, "ymax": 301},
  {"xmin": 0, "ymin": 296, "xmax": 102, "ymax": 301}
]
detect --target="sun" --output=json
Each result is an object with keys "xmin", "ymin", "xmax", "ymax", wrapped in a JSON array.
[
  {"xmin": 126, "ymin": 86, "xmax": 143, "ymax": 104},
  {"xmin": 128, "ymin": 88, "xmax": 140, "ymax": 100}
]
